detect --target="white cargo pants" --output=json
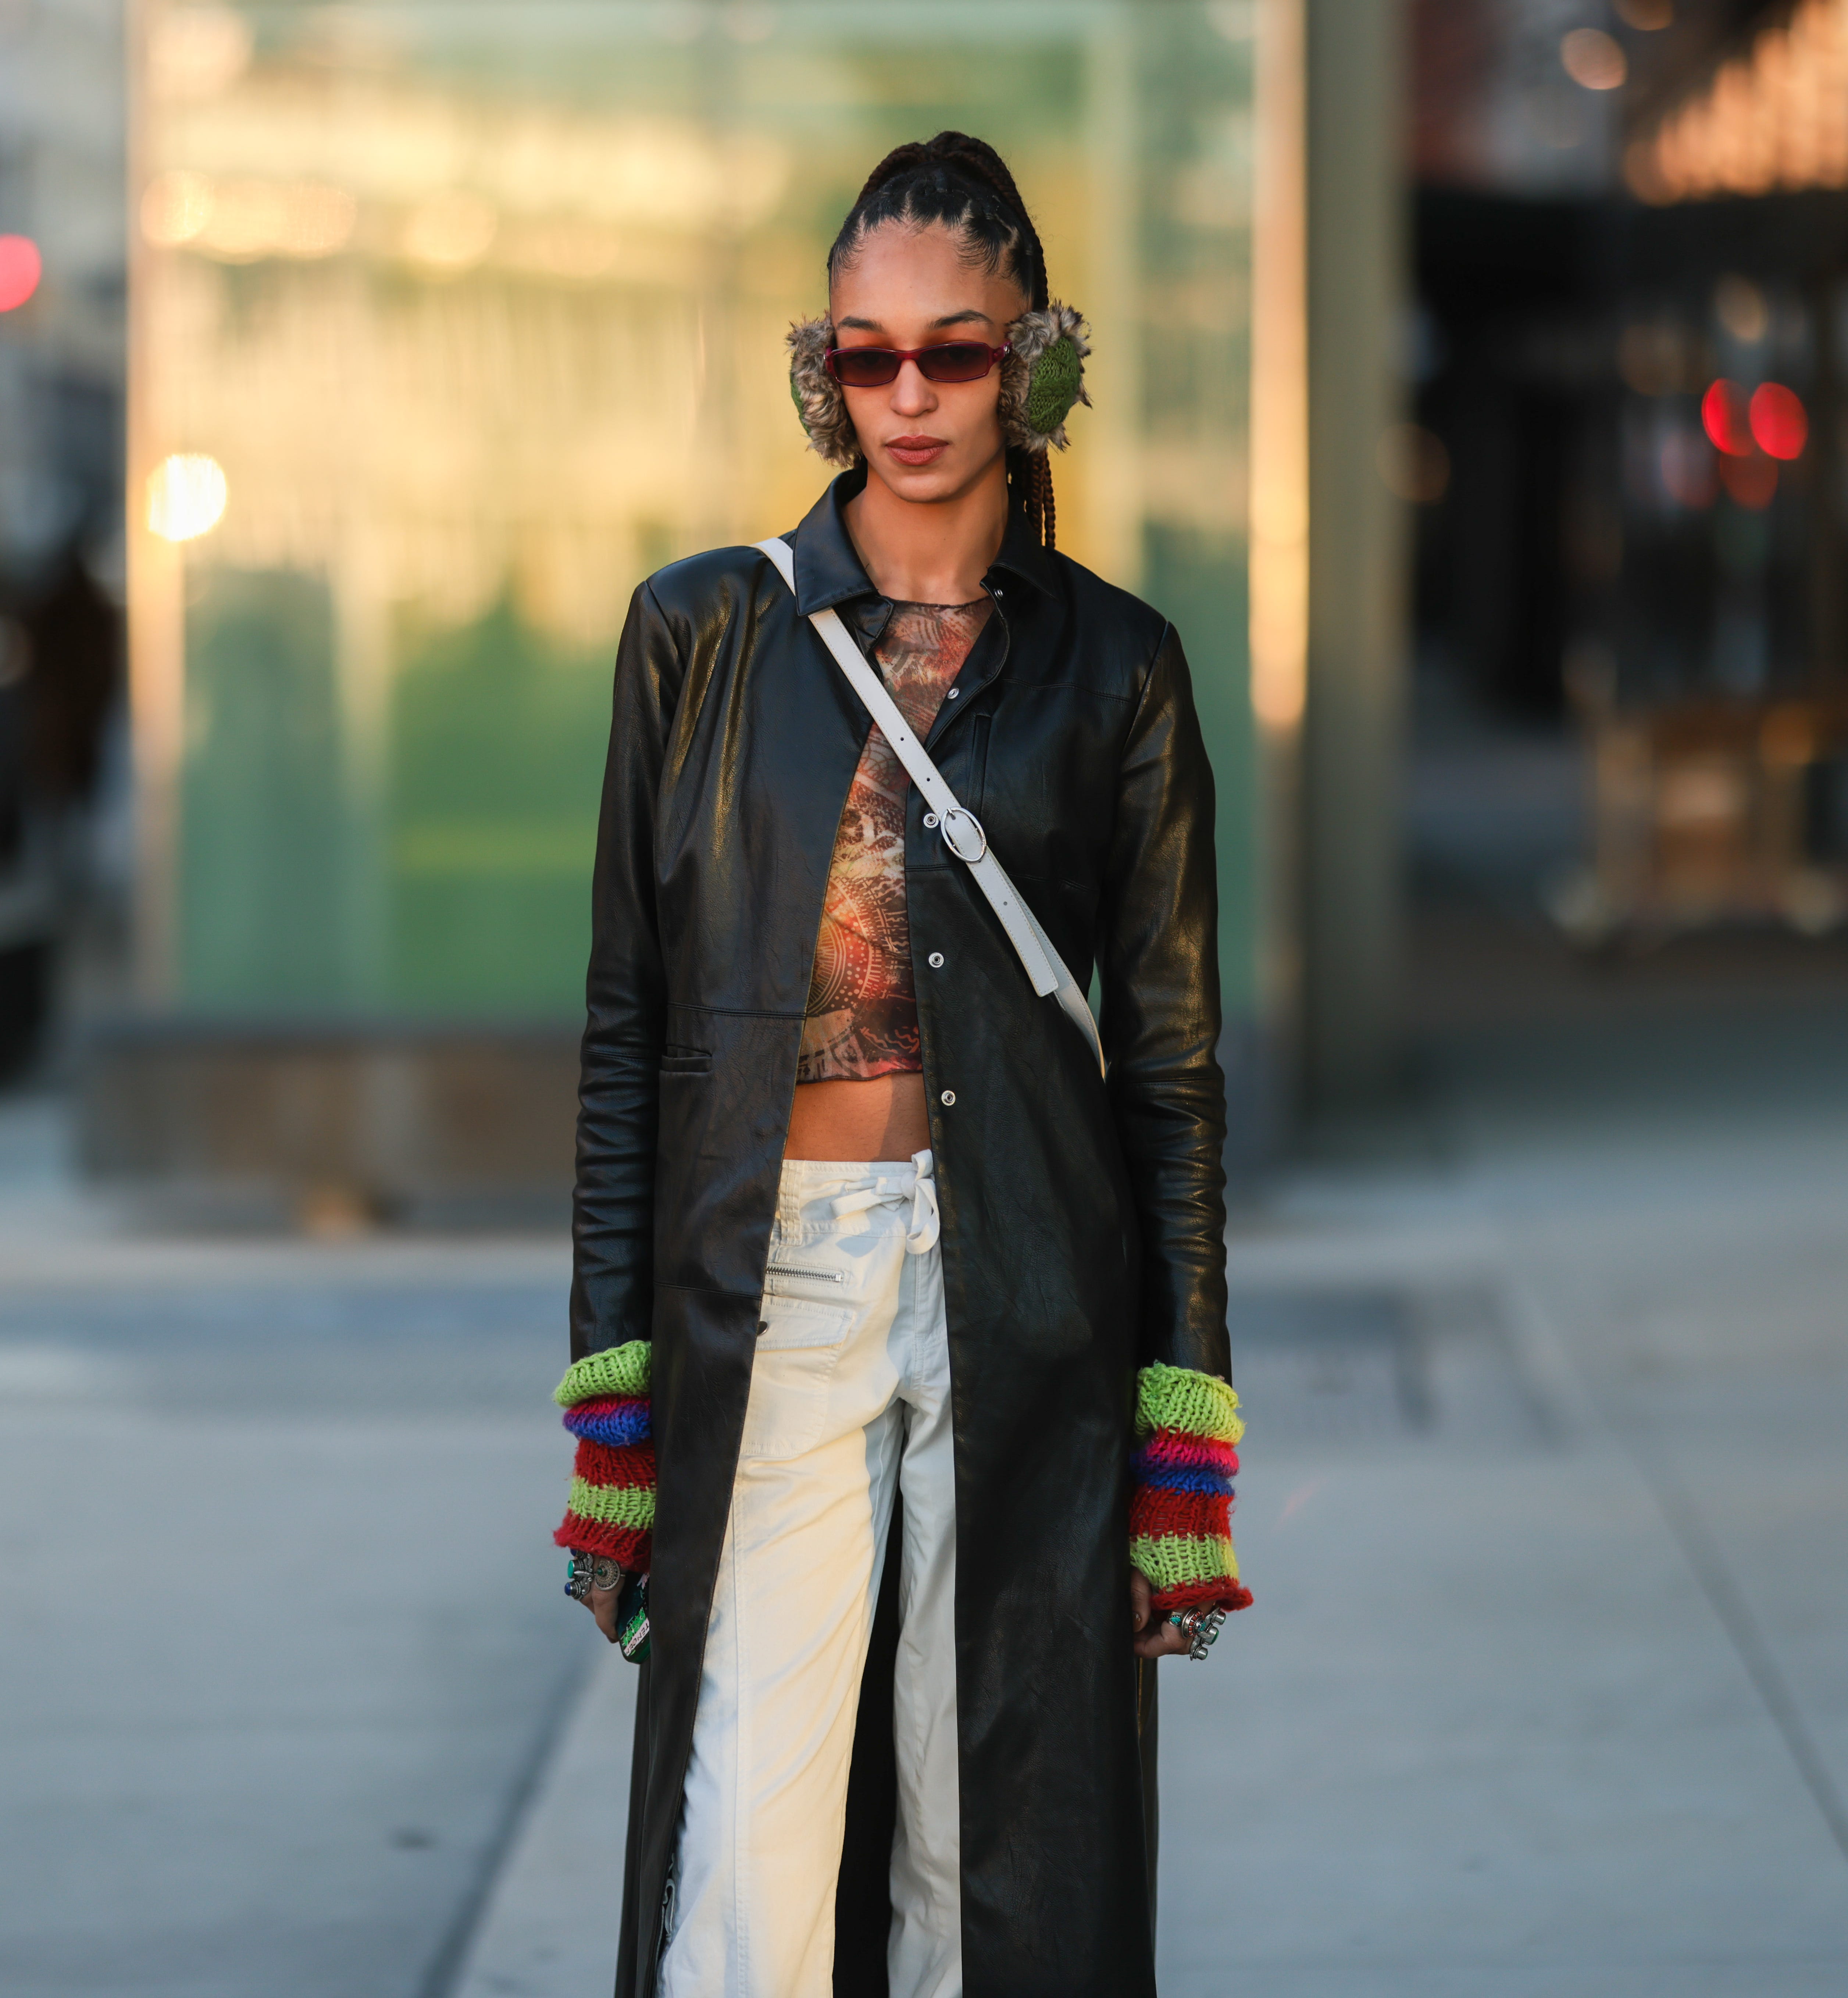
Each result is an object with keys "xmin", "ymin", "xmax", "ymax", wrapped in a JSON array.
[{"xmin": 659, "ymin": 1150, "xmax": 962, "ymax": 1998}]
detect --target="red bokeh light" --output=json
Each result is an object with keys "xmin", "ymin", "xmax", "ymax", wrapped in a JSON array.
[
  {"xmin": 1701, "ymin": 378, "xmax": 1753, "ymax": 456},
  {"xmin": 1749, "ymin": 381, "xmax": 1808, "ymax": 460},
  {"xmin": 0, "ymin": 235, "xmax": 40, "ymax": 313},
  {"xmin": 1719, "ymin": 451, "xmax": 1778, "ymax": 509}
]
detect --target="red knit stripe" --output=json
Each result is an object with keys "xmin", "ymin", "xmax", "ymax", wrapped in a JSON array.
[
  {"xmin": 1150, "ymin": 1576, "xmax": 1254, "ymax": 1616},
  {"xmin": 554, "ymin": 1511, "xmax": 652, "ymax": 1568},
  {"xmin": 1130, "ymin": 1486, "xmax": 1231, "ymax": 1541},
  {"xmin": 568, "ymin": 1395, "xmax": 649, "ymax": 1420},
  {"xmin": 1140, "ymin": 1430, "xmax": 1238, "ymax": 1474},
  {"xmin": 572, "ymin": 1438, "xmax": 657, "ymax": 1489}
]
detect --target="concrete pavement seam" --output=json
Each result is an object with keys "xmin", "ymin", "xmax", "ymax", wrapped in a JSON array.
[{"xmin": 417, "ymin": 1634, "xmax": 600, "ymax": 1998}]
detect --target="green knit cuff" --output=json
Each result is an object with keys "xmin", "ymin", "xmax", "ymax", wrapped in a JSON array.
[
  {"xmin": 554, "ymin": 1339, "xmax": 652, "ymax": 1408},
  {"xmin": 1131, "ymin": 1531, "xmax": 1240, "ymax": 1593},
  {"xmin": 1135, "ymin": 1361, "xmax": 1242, "ymax": 1443},
  {"xmin": 566, "ymin": 1475, "xmax": 657, "ymax": 1530}
]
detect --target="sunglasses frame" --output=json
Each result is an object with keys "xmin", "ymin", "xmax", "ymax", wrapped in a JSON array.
[{"xmin": 824, "ymin": 340, "xmax": 1011, "ymax": 388}]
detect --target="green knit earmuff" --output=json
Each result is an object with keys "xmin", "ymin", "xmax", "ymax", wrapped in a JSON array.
[{"xmin": 786, "ymin": 302, "xmax": 1091, "ymax": 468}]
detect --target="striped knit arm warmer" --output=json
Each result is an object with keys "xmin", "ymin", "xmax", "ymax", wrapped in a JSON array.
[
  {"xmin": 552, "ymin": 1340, "xmax": 656, "ymax": 1573},
  {"xmin": 1131, "ymin": 1361, "xmax": 1253, "ymax": 1617}
]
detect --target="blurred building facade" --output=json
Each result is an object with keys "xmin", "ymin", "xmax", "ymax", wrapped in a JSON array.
[{"xmin": 90, "ymin": 0, "xmax": 1386, "ymax": 1217}]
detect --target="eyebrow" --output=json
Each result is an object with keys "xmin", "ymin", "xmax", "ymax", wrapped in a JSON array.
[{"xmin": 834, "ymin": 309, "xmax": 998, "ymax": 332}]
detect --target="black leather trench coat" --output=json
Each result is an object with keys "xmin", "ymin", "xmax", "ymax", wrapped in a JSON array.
[{"xmin": 571, "ymin": 469, "xmax": 1230, "ymax": 1998}]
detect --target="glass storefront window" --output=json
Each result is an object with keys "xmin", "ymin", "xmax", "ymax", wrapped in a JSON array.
[{"xmin": 131, "ymin": 0, "xmax": 1261, "ymax": 1019}]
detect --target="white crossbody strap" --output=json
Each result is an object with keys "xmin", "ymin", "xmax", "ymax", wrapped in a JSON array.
[{"xmin": 756, "ymin": 537, "xmax": 1104, "ymax": 1076}]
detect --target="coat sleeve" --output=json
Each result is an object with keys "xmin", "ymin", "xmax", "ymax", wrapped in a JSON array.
[
  {"xmin": 1100, "ymin": 623, "xmax": 1251, "ymax": 1621},
  {"xmin": 1098, "ymin": 620, "xmax": 1230, "ymax": 1380},
  {"xmin": 568, "ymin": 578, "xmax": 684, "ymax": 1362},
  {"xmin": 553, "ymin": 581, "xmax": 688, "ymax": 1577}
]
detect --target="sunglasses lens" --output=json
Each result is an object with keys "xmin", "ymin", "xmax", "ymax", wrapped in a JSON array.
[
  {"xmin": 916, "ymin": 343, "xmax": 994, "ymax": 383},
  {"xmin": 830, "ymin": 348, "xmax": 901, "ymax": 387}
]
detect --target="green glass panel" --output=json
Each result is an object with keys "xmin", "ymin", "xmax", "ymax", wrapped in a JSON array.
[{"xmin": 180, "ymin": 569, "xmax": 344, "ymax": 1004}]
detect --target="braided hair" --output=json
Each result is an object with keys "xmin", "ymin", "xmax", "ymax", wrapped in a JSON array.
[{"xmin": 829, "ymin": 132, "xmax": 1060, "ymax": 548}]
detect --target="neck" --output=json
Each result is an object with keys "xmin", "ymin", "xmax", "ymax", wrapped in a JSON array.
[{"xmin": 842, "ymin": 453, "xmax": 1011, "ymax": 603}]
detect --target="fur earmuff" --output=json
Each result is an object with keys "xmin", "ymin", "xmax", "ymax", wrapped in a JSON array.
[
  {"xmin": 1000, "ymin": 302, "xmax": 1091, "ymax": 453},
  {"xmin": 785, "ymin": 300, "xmax": 1091, "ymax": 463},
  {"xmin": 786, "ymin": 315, "xmax": 860, "ymax": 467}
]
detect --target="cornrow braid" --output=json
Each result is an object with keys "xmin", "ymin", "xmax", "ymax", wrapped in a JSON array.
[
  {"xmin": 917, "ymin": 135, "xmax": 1049, "ymax": 312},
  {"xmin": 828, "ymin": 132, "xmax": 1062, "ymax": 548}
]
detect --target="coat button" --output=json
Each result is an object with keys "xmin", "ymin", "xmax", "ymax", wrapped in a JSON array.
[
  {"xmin": 939, "ymin": 1089, "xmax": 956, "ymax": 1106},
  {"xmin": 923, "ymin": 812, "xmax": 939, "ymax": 829},
  {"xmin": 927, "ymin": 951, "xmax": 945, "ymax": 968},
  {"xmin": 946, "ymin": 688, "xmax": 960, "ymax": 699}
]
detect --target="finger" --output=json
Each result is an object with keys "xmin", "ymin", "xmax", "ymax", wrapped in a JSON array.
[
  {"xmin": 591, "ymin": 1591, "xmax": 621, "ymax": 1643},
  {"xmin": 1132, "ymin": 1624, "xmax": 1189, "ymax": 1660}
]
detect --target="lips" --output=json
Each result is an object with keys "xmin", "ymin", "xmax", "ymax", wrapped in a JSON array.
[{"xmin": 886, "ymin": 435, "xmax": 949, "ymax": 466}]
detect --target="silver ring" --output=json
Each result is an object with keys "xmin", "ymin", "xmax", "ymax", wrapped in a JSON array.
[
  {"xmin": 939, "ymin": 806, "xmax": 988, "ymax": 863},
  {"xmin": 1170, "ymin": 1606, "xmax": 1228, "ymax": 1661}
]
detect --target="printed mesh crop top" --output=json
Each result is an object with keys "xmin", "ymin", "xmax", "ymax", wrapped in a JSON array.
[{"xmin": 796, "ymin": 598, "xmax": 993, "ymax": 1084}]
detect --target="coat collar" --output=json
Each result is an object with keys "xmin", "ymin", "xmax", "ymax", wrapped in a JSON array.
[{"xmin": 788, "ymin": 464, "xmax": 1059, "ymax": 616}]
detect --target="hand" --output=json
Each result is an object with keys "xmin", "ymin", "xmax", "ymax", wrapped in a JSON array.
[
  {"xmin": 588, "ymin": 1579, "xmax": 623, "ymax": 1645},
  {"xmin": 570, "ymin": 1554, "xmax": 627, "ymax": 1645},
  {"xmin": 1130, "ymin": 1568, "xmax": 1189, "ymax": 1660}
]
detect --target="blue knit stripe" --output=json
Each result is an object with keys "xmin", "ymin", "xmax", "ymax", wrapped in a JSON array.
[
  {"xmin": 563, "ymin": 1403, "xmax": 653, "ymax": 1447},
  {"xmin": 1132, "ymin": 1456, "xmax": 1234, "ymax": 1497}
]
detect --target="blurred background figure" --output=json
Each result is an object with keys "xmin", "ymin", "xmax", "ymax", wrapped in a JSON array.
[
  {"xmin": 3, "ymin": 4, "xmax": 1847, "ymax": 1997},
  {"xmin": 0, "ymin": 0, "xmax": 129, "ymax": 1083}
]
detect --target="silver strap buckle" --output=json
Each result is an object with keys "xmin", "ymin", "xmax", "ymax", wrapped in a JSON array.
[{"xmin": 938, "ymin": 805, "xmax": 988, "ymax": 863}]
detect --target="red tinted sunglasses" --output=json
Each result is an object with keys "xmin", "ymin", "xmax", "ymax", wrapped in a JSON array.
[{"xmin": 825, "ymin": 341, "xmax": 1010, "ymax": 388}]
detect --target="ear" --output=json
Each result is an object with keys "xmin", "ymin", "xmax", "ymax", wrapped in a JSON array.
[
  {"xmin": 786, "ymin": 315, "xmax": 862, "ymax": 467},
  {"xmin": 999, "ymin": 302, "xmax": 1092, "ymax": 454}
]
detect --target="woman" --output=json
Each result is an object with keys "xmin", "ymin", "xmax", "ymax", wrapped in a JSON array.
[{"xmin": 552, "ymin": 132, "xmax": 1250, "ymax": 1998}]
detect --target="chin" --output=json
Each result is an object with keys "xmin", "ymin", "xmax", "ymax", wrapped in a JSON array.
[{"xmin": 872, "ymin": 455, "xmax": 975, "ymax": 503}]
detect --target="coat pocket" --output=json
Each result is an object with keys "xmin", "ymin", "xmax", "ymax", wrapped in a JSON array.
[
  {"xmin": 742, "ymin": 1298, "xmax": 853, "ymax": 1460},
  {"xmin": 658, "ymin": 1043, "xmax": 712, "ymax": 1076}
]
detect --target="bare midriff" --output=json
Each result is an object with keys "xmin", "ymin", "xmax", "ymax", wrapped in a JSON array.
[{"xmin": 784, "ymin": 1073, "xmax": 931, "ymax": 1162}]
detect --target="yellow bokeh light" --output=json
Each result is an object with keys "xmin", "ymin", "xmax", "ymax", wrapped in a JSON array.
[
  {"xmin": 1562, "ymin": 28, "xmax": 1628, "ymax": 92},
  {"xmin": 142, "ymin": 171, "xmax": 357, "ymax": 260},
  {"xmin": 147, "ymin": 454, "xmax": 229, "ymax": 542},
  {"xmin": 142, "ymin": 170, "xmax": 215, "ymax": 246}
]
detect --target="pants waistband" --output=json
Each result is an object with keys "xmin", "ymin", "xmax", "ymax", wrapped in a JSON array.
[{"xmin": 775, "ymin": 1149, "xmax": 938, "ymax": 1253}]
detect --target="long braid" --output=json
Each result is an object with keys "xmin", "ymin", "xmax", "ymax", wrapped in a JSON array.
[{"xmin": 830, "ymin": 131, "xmax": 1062, "ymax": 549}]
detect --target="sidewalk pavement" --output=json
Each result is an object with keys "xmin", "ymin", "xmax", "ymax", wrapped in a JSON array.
[{"xmin": 6, "ymin": 987, "xmax": 1848, "ymax": 1997}]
